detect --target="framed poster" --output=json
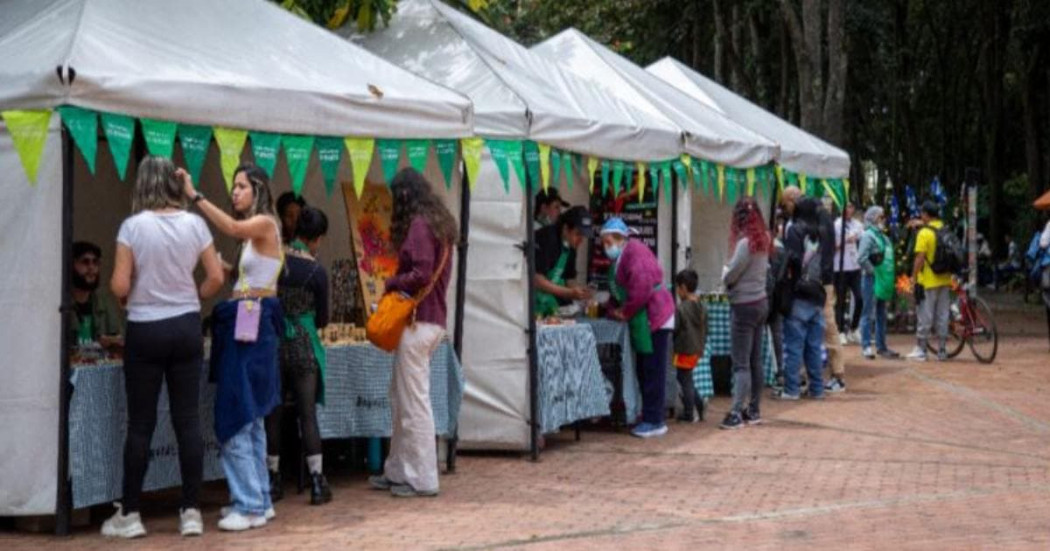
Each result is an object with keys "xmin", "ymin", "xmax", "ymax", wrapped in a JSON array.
[
  {"xmin": 587, "ymin": 171, "xmax": 659, "ymax": 288},
  {"xmin": 341, "ymin": 180, "xmax": 398, "ymax": 315}
]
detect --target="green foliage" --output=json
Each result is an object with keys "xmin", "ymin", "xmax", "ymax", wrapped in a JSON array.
[{"xmin": 273, "ymin": 0, "xmax": 397, "ymax": 31}]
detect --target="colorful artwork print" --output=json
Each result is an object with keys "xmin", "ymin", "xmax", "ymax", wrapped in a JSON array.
[{"xmin": 342, "ymin": 180, "xmax": 398, "ymax": 315}]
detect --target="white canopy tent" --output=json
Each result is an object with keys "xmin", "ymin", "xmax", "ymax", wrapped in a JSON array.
[
  {"xmin": 353, "ymin": 0, "xmax": 695, "ymax": 451},
  {"xmin": 647, "ymin": 57, "xmax": 850, "ymax": 180},
  {"xmin": 0, "ymin": 0, "xmax": 473, "ymax": 520}
]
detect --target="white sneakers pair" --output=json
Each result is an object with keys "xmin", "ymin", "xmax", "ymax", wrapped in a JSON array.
[
  {"xmin": 101, "ymin": 504, "xmax": 203, "ymax": 538},
  {"xmin": 839, "ymin": 330, "xmax": 861, "ymax": 346},
  {"xmin": 218, "ymin": 505, "xmax": 275, "ymax": 531}
]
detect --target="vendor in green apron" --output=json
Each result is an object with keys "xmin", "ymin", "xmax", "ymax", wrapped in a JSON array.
[
  {"xmin": 263, "ymin": 206, "xmax": 333, "ymax": 506},
  {"xmin": 534, "ymin": 188, "xmax": 570, "ymax": 229},
  {"xmin": 534, "ymin": 205, "xmax": 595, "ymax": 317},
  {"xmin": 857, "ymin": 206, "xmax": 900, "ymax": 359},
  {"xmin": 71, "ymin": 241, "xmax": 124, "ymax": 350},
  {"xmin": 600, "ymin": 218, "xmax": 676, "ymax": 439}
]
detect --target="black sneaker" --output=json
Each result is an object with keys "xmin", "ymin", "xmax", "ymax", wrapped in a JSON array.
[
  {"xmin": 824, "ymin": 377, "xmax": 846, "ymax": 393},
  {"xmin": 676, "ymin": 411, "xmax": 699, "ymax": 424},
  {"xmin": 309, "ymin": 472, "xmax": 332, "ymax": 505},
  {"xmin": 719, "ymin": 412, "xmax": 744, "ymax": 430},
  {"xmin": 877, "ymin": 349, "xmax": 901, "ymax": 359},
  {"xmin": 269, "ymin": 470, "xmax": 283, "ymax": 503},
  {"xmin": 742, "ymin": 407, "xmax": 762, "ymax": 426},
  {"xmin": 937, "ymin": 348, "xmax": 949, "ymax": 362}
]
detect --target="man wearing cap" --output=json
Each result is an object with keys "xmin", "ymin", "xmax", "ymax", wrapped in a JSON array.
[
  {"xmin": 71, "ymin": 241, "xmax": 124, "ymax": 350},
  {"xmin": 534, "ymin": 188, "xmax": 570, "ymax": 229},
  {"xmin": 534, "ymin": 205, "xmax": 594, "ymax": 317}
]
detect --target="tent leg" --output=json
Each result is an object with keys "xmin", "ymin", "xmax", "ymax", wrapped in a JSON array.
[
  {"xmin": 55, "ymin": 128, "xmax": 74, "ymax": 536},
  {"xmin": 449, "ymin": 162, "xmax": 471, "ymax": 474},
  {"xmin": 524, "ymin": 170, "xmax": 540, "ymax": 462},
  {"xmin": 671, "ymin": 174, "xmax": 679, "ymax": 281}
]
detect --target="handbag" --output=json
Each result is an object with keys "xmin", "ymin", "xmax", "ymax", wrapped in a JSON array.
[
  {"xmin": 233, "ymin": 241, "xmax": 284, "ymax": 343},
  {"xmin": 367, "ymin": 244, "xmax": 450, "ymax": 352}
]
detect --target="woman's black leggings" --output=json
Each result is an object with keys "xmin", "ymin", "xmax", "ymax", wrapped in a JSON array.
[
  {"xmin": 122, "ymin": 312, "xmax": 204, "ymax": 512},
  {"xmin": 265, "ymin": 365, "xmax": 322, "ymax": 459}
]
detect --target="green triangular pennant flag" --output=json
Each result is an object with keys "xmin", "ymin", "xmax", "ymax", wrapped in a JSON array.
[
  {"xmin": 635, "ymin": 162, "xmax": 645, "ymax": 201},
  {"xmin": 587, "ymin": 156, "xmax": 599, "ymax": 193},
  {"xmin": 58, "ymin": 106, "xmax": 97, "ymax": 175},
  {"xmin": 523, "ymin": 141, "xmax": 540, "ymax": 190},
  {"xmin": 282, "ymin": 134, "xmax": 314, "ymax": 197},
  {"xmin": 213, "ymin": 127, "xmax": 248, "ymax": 192},
  {"xmin": 727, "ymin": 168, "xmax": 739, "ymax": 205},
  {"xmin": 315, "ymin": 136, "xmax": 344, "ymax": 196},
  {"xmin": 612, "ymin": 160, "xmax": 625, "ymax": 195},
  {"xmin": 699, "ymin": 160, "xmax": 710, "ymax": 196},
  {"xmin": 648, "ymin": 166, "xmax": 659, "ymax": 198},
  {"xmin": 376, "ymin": 139, "xmax": 402, "ymax": 184},
  {"xmin": 660, "ymin": 161, "xmax": 673, "ymax": 204},
  {"xmin": 461, "ymin": 137, "xmax": 483, "ymax": 191},
  {"xmin": 141, "ymin": 118, "xmax": 177, "ymax": 159},
  {"xmin": 344, "ymin": 137, "xmax": 375, "ymax": 198},
  {"xmin": 485, "ymin": 139, "xmax": 511, "ymax": 193},
  {"xmin": 177, "ymin": 124, "xmax": 212, "ymax": 186},
  {"xmin": 434, "ymin": 139, "xmax": 457, "ymax": 190},
  {"xmin": 565, "ymin": 153, "xmax": 577, "ymax": 190},
  {"xmin": 679, "ymin": 155, "xmax": 692, "ymax": 189},
  {"xmin": 600, "ymin": 160, "xmax": 611, "ymax": 196},
  {"xmin": 406, "ymin": 139, "xmax": 431, "ymax": 173},
  {"xmin": 506, "ymin": 141, "xmax": 526, "ymax": 190},
  {"xmin": 249, "ymin": 131, "xmax": 281, "ymax": 178},
  {"xmin": 673, "ymin": 160, "xmax": 687, "ymax": 191},
  {"xmin": 624, "ymin": 162, "xmax": 636, "ymax": 198},
  {"xmin": 2, "ymin": 109, "xmax": 52, "ymax": 185},
  {"xmin": 550, "ymin": 149, "xmax": 563, "ymax": 188},
  {"xmin": 538, "ymin": 143, "xmax": 551, "ymax": 191},
  {"xmin": 101, "ymin": 112, "xmax": 136, "ymax": 181}
]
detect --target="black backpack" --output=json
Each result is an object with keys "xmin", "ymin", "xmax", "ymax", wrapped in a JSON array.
[{"xmin": 925, "ymin": 224, "xmax": 964, "ymax": 274}]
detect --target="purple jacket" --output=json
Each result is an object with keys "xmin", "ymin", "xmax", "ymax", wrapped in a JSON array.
[
  {"xmin": 615, "ymin": 239, "xmax": 674, "ymax": 332},
  {"xmin": 384, "ymin": 217, "xmax": 452, "ymax": 328}
]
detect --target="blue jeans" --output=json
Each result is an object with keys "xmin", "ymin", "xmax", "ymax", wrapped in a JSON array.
[
  {"xmin": 222, "ymin": 418, "xmax": 272, "ymax": 516},
  {"xmin": 783, "ymin": 300, "xmax": 825, "ymax": 397},
  {"xmin": 859, "ymin": 274, "xmax": 888, "ymax": 351}
]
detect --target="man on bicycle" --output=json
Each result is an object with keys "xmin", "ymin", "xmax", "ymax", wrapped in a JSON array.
[{"xmin": 907, "ymin": 201, "xmax": 954, "ymax": 362}]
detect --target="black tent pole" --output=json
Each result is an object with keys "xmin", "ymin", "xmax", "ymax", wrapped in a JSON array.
[
  {"xmin": 55, "ymin": 126, "xmax": 74, "ymax": 536},
  {"xmin": 768, "ymin": 167, "xmax": 778, "ymax": 233},
  {"xmin": 523, "ymin": 163, "xmax": 540, "ymax": 461},
  {"xmin": 670, "ymin": 173, "xmax": 679, "ymax": 282},
  {"xmin": 449, "ymin": 161, "xmax": 471, "ymax": 473}
]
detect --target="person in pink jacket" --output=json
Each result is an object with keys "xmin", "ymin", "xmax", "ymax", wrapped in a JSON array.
[{"xmin": 601, "ymin": 218, "xmax": 675, "ymax": 438}]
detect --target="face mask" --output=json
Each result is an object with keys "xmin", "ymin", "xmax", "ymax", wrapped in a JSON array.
[
  {"xmin": 562, "ymin": 240, "xmax": 571, "ymax": 250},
  {"xmin": 604, "ymin": 244, "xmax": 622, "ymax": 261}
]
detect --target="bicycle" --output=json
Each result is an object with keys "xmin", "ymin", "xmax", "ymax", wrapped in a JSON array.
[{"xmin": 925, "ymin": 276, "xmax": 999, "ymax": 363}]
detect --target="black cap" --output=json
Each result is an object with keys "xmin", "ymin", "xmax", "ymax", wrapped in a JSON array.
[
  {"xmin": 921, "ymin": 200, "xmax": 940, "ymax": 218},
  {"xmin": 72, "ymin": 241, "xmax": 101, "ymax": 260},
  {"xmin": 558, "ymin": 205, "xmax": 593, "ymax": 237},
  {"xmin": 535, "ymin": 188, "xmax": 570, "ymax": 209}
]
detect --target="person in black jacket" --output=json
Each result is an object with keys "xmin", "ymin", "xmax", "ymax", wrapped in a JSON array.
[{"xmin": 818, "ymin": 199, "xmax": 846, "ymax": 393}]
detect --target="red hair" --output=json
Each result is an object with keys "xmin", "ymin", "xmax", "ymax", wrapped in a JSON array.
[{"xmin": 729, "ymin": 197, "xmax": 771, "ymax": 254}]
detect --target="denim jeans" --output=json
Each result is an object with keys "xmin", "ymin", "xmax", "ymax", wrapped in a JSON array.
[
  {"xmin": 730, "ymin": 299, "xmax": 769, "ymax": 414},
  {"xmin": 222, "ymin": 418, "xmax": 272, "ymax": 516},
  {"xmin": 859, "ymin": 274, "xmax": 888, "ymax": 351},
  {"xmin": 783, "ymin": 299, "xmax": 825, "ymax": 397}
]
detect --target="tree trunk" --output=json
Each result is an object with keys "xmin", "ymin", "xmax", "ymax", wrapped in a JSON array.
[
  {"xmin": 713, "ymin": 0, "xmax": 756, "ymax": 98},
  {"xmin": 748, "ymin": 11, "xmax": 768, "ymax": 108},
  {"xmin": 1022, "ymin": 45, "xmax": 1043, "ymax": 205},
  {"xmin": 778, "ymin": 19, "xmax": 790, "ymax": 119},
  {"xmin": 822, "ymin": 0, "xmax": 847, "ymax": 146},
  {"xmin": 779, "ymin": 0, "xmax": 823, "ymax": 135}
]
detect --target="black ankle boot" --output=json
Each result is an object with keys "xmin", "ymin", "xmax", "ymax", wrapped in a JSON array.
[
  {"xmin": 269, "ymin": 470, "xmax": 283, "ymax": 503},
  {"xmin": 310, "ymin": 472, "xmax": 332, "ymax": 505}
]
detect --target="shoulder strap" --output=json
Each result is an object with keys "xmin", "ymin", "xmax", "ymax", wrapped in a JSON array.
[{"xmin": 413, "ymin": 243, "xmax": 451, "ymax": 303}]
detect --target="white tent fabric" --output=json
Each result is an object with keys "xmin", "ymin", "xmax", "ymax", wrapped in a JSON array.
[
  {"xmin": 533, "ymin": 29, "xmax": 778, "ymax": 168},
  {"xmin": 0, "ymin": 0, "xmax": 473, "ymax": 138},
  {"xmin": 647, "ymin": 57, "xmax": 850, "ymax": 179}
]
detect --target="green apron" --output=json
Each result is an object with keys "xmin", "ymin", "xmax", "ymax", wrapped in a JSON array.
[
  {"xmin": 75, "ymin": 313, "xmax": 95, "ymax": 345},
  {"xmin": 607, "ymin": 263, "xmax": 654, "ymax": 355},
  {"xmin": 535, "ymin": 248, "xmax": 570, "ymax": 317},
  {"xmin": 870, "ymin": 229, "xmax": 896, "ymax": 301},
  {"xmin": 283, "ymin": 240, "xmax": 327, "ymax": 405}
]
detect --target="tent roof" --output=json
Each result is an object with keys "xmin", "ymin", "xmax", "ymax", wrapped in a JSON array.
[
  {"xmin": 357, "ymin": 0, "xmax": 682, "ymax": 161},
  {"xmin": 533, "ymin": 29, "xmax": 778, "ymax": 168},
  {"xmin": 0, "ymin": 0, "xmax": 473, "ymax": 138},
  {"xmin": 647, "ymin": 57, "xmax": 850, "ymax": 179}
]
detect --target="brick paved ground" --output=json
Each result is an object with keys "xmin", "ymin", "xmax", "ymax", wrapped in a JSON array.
[{"xmin": 4, "ymin": 300, "xmax": 1050, "ymax": 550}]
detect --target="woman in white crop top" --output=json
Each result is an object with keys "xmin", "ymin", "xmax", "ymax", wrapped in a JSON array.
[{"xmin": 179, "ymin": 163, "xmax": 283, "ymax": 532}]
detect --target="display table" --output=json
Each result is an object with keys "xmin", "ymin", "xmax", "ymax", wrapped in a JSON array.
[
  {"xmin": 535, "ymin": 324, "xmax": 611, "ymax": 434},
  {"xmin": 692, "ymin": 298, "xmax": 776, "ymax": 398},
  {"xmin": 68, "ymin": 341, "xmax": 463, "ymax": 509}
]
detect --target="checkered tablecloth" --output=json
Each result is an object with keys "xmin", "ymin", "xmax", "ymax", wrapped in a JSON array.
[
  {"xmin": 692, "ymin": 298, "xmax": 777, "ymax": 398},
  {"xmin": 577, "ymin": 318, "xmax": 640, "ymax": 422},
  {"xmin": 316, "ymin": 340, "xmax": 463, "ymax": 439},
  {"xmin": 536, "ymin": 324, "xmax": 612, "ymax": 434}
]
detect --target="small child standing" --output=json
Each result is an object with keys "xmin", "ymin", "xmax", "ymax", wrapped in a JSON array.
[{"xmin": 673, "ymin": 270, "xmax": 707, "ymax": 423}]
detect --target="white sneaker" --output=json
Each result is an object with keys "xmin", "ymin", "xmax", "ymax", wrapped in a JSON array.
[
  {"xmin": 101, "ymin": 503, "xmax": 146, "ymax": 539},
  {"xmin": 905, "ymin": 346, "xmax": 927, "ymax": 362},
  {"xmin": 179, "ymin": 508, "xmax": 203, "ymax": 537},
  {"xmin": 218, "ymin": 511, "xmax": 266, "ymax": 531},
  {"xmin": 221, "ymin": 505, "xmax": 275, "ymax": 520},
  {"xmin": 850, "ymin": 330, "xmax": 862, "ymax": 344},
  {"xmin": 862, "ymin": 346, "xmax": 876, "ymax": 359},
  {"xmin": 838, "ymin": 333, "xmax": 849, "ymax": 346}
]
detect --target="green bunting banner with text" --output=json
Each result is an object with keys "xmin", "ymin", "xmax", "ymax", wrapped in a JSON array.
[
  {"xmin": 406, "ymin": 139, "xmax": 430, "ymax": 174},
  {"xmin": 249, "ymin": 131, "xmax": 281, "ymax": 178},
  {"xmin": 376, "ymin": 139, "xmax": 402, "ymax": 184},
  {"xmin": 485, "ymin": 139, "xmax": 511, "ymax": 193},
  {"xmin": 344, "ymin": 137, "xmax": 375, "ymax": 198},
  {"xmin": 177, "ymin": 124, "xmax": 213, "ymax": 186},
  {"xmin": 58, "ymin": 106, "xmax": 98, "ymax": 175},
  {"xmin": 282, "ymin": 134, "xmax": 314, "ymax": 197},
  {"xmin": 315, "ymin": 136, "xmax": 344, "ymax": 196},
  {"xmin": 141, "ymin": 118, "xmax": 177, "ymax": 160},
  {"xmin": 213, "ymin": 127, "xmax": 248, "ymax": 191},
  {"xmin": 434, "ymin": 139, "xmax": 457, "ymax": 189},
  {"xmin": 2, "ymin": 109, "xmax": 52, "ymax": 185}
]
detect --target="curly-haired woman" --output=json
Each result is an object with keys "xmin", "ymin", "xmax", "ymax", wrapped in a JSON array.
[
  {"xmin": 368, "ymin": 168, "xmax": 456, "ymax": 498},
  {"xmin": 720, "ymin": 197, "xmax": 771, "ymax": 430}
]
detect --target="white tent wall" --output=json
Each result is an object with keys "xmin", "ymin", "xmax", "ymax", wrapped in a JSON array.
[
  {"xmin": 688, "ymin": 186, "xmax": 776, "ymax": 293},
  {"xmin": 0, "ymin": 118, "xmax": 62, "ymax": 515},
  {"xmin": 459, "ymin": 149, "xmax": 530, "ymax": 449}
]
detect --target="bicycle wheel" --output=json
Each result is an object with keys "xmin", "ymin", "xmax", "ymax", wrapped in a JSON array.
[
  {"xmin": 926, "ymin": 296, "xmax": 966, "ymax": 358},
  {"xmin": 968, "ymin": 296, "xmax": 998, "ymax": 364}
]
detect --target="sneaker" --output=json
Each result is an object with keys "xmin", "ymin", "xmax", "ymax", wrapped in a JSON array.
[
  {"xmin": 221, "ymin": 506, "xmax": 275, "ymax": 521},
  {"xmin": 368, "ymin": 475, "xmax": 394, "ymax": 491},
  {"xmin": 742, "ymin": 407, "xmax": 763, "ymax": 426},
  {"xmin": 771, "ymin": 389, "xmax": 800, "ymax": 401},
  {"xmin": 630, "ymin": 422, "xmax": 669, "ymax": 438},
  {"xmin": 806, "ymin": 392, "xmax": 826, "ymax": 401},
  {"xmin": 838, "ymin": 333, "xmax": 849, "ymax": 346},
  {"xmin": 937, "ymin": 348, "xmax": 949, "ymax": 362},
  {"xmin": 179, "ymin": 508, "xmax": 203, "ymax": 537},
  {"xmin": 309, "ymin": 472, "xmax": 333, "ymax": 505},
  {"xmin": 824, "ymin": 378, "xmax": 846, "ymax": 393},
  {"xmin": 850, "ymin": 330, "xmax": 862, "ymax": 344},
  {"xmin": 877, "ymin": 349, "xmax": 901, "ymax": 359},
  {"xmin": 390, "ymin": 484, "xmax": 439, "ymax": 498},
  {"xmin": 269, "ymin": 470, "xmax": 283, "ymax": 503},
  {"xmin": 101, "ymin": 504, "xmax": 146, "ymax": 539},
  {"xmin": 862, "ymin": 346, "xmax": 876, "ymax": 359},
  {"xmin": 218, "ymin": 511, "xmax": 266, "ymax": 532},
  {"xmin": 719, "ymin": 412, "xmax": 744, "ymax": 430},
  {"xmin": 906, "ymin": 346, "xmax": 927, "ymax": 362},
  {"xmin": 676, "ymin": 410, "xmax": 699, "ymax": 424}
]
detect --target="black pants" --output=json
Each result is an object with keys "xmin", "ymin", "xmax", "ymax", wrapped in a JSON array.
[
  {"xmin": 265, "ymin": 365, "xmax": 322, "ymax": 459},
  {"xmin": 122, "ymin": 312, "xmax": 203, "ymax": 512},
  {"xmin": 637, "ymin": 330, "xmax": 672, "ymax": 425},
  {"xmin": 835, "ymin": 270, "xmax": 863, "ymax": 332},
  {"xmin": 675, "ymin": 368, "xmax": 701, "ymax": 418}
]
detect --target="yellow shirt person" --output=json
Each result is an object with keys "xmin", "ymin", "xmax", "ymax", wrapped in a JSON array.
[{"xmin": 914, "ymin": 220, "xmax": 954, "ymax": 289}]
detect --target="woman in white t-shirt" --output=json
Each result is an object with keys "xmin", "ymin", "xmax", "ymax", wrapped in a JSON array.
[{"xmin": 102, "ymin": 156, "xmax": 224, "ymax": 539}]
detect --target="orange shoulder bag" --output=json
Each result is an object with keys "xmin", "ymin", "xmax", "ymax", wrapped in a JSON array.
[{"xmin": 366, "ymin": 244, "xmax": 450, "ymax": 352}]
